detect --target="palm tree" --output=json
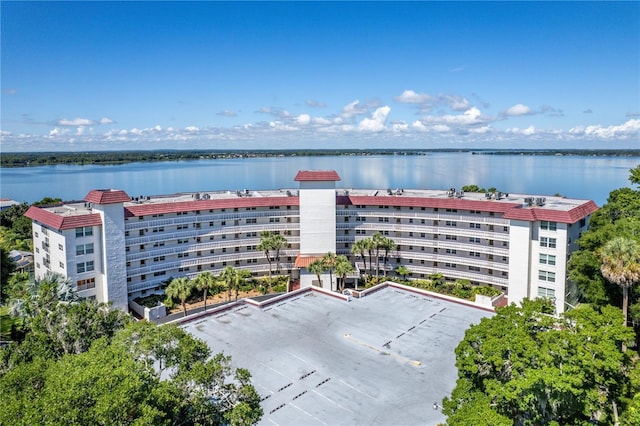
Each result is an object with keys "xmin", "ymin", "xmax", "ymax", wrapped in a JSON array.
[
  {"xmin": 372, "ymin": 232, "xmax": 385, "ymax": 280},
  {"xmin": 322, "ymin": 252, "xmax": 337, "ymax": 291},
  {"xmin": 381, "ymin": 236, "xmax": 397, "ymax": 277},
  {"xmin": 194, "ymin": 271, "xmax": 217, "ymax": 312},
  {"xmin": 308, "ymin": 260, "xmax": 325, "ymax": 287},
  {"xmin": 257, "ymin": 231, "xmax": 274, "ymax": 288},
  {"xmin": 220, "ymin": 266, "xmax": 237, "ymax": 302},
  {"xmin": 334, "ymin": 255, "xmax": 354, "ymax": 292},
  {"xmin": 600, "ymin": 237, "xmax": 640, "ymax": 327},
  {"xmin": 351, "ymin": 239, "xmax": 368, "ymax": 276},
  {"xmin": 272, "ymin": 233, "xmax": 288, "ymax": 274},
  {"xmin": 396, "ymin": 265, "xmax": 411, "ymax": 281},
  {"xmin": 165, "ymin": 277, "xmax": 194, "ymax": 317},
  {"xmin": 232, "ymin": 269, "xmax": 252, "ymax": 301}
]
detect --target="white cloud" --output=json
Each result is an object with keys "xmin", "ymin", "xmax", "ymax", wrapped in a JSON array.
[
  {"xmin": 184, "ymin": 126, "xmax": 199, "ymax": 132},
  {"xmin": 504, "ymin": 104, "xmax": 532, "ymax": 116},
  {"xmin": 217, "ymin": 110, "xmax": 237, "ymax": 117},
  {"xmin": 392, "ymin": 121, "xmax": 409, "ymax": 132},
  {"xmin": 99, "ymin": 117, "xmax": 113, "ymax": 124},
  {"xmin": 569, "ymin": 119, "xmax": 640, "ymax": 139},
  {"xmin": 48, "ymin": 128, "xmax": 68, "ymax": 136},
  {"xmin": 297, "ymin": 114, "xmax": 311, "ymax": 125},
  {"xmin": 423, "ymin": 107, "xmax": 490, "ymax": 126},
  {"xmin": 58, "ymin": 117, "xmax": 95, "ymax": 126},
  {"xmin": 312, "ymin": 117, "xmax": 332, "ymax": 125},
  {"xmin": 341, "ymin": 100, "xmax": 369, "ymax": 118},
  {"xmin": 506, "ymin": 125, "xmax": 536, "ymax": 135},
  {"xmin": 394, "ymin": 90, "xmax": 433, "ymax": 104},
  {"xmin": 358, "ymin": 106, "xmax": 391, "ymax": 132}
]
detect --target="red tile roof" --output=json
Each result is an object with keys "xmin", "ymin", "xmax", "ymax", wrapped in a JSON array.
[
  {"xmin": 344, "ymin": 195, "xmax": 519, "ymax": 214},
  {"xmin": 502, "ymin": 200, "xmax": 598, "ymax": 223},
  {"xmin": 294, "ymin": 170, "xmax": 341, "ymax": 182},
  {"xmin": 85, "ymin": 189, "xmax": 131, "ymax": 204},
  {"xmin": 294, "ymin": 254, "xmax": 324, "ymax": 268},
  {"xmin": 341, "ymin": 196, "xmax": 598, "ymax": 224},
  {"xmin": 25, "ymin": 206, "xmax": 102, "ymax": 231},
  {"xmin": 124, "ymin": 196, "xmax": 299, "ymax": 217}
]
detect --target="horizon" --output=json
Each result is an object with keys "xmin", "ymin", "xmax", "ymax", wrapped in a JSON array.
[{"xmin": 2, "ymin": 1, "xmax": 639, "ymax": 152}]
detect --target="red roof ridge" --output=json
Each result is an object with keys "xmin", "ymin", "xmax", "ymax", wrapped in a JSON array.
[
  {"xmin": 294, "ymin": 170, "xmax": 341, "ymax": 182},
  {"xmin": 85, "ymin": 189, "xmax": 131, "ymax": 204}
]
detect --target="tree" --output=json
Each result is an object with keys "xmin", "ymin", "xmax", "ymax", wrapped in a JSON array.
[
  {"xmin": 221, "ymin": 266, "xmax": 252, "ymax": 301},
  {"xmin": 308, "ymin": 260, "xmax": 325, "ymax": 287},
  {"xmin": 1, "ymin": 321, "xmax": 263, "ymax": 425},
  {"xmin": 600, "ymin": 237, "xmax": 640, "ymax": 328},
  {"xmin": 194, "ymin": 271, "xmax": 217, "ymax": 312},
  {"xmin": 257, "ymin": 231, "xmax": 275, "ymax": 287},
  {"xmin": 322, "ymin": 252, "xmax": 337, "ymax": 291},
  {"xmin": 165, "ymin": 277, "xmax": 193, "ymax": 317},
  {"xmin": 334, "ymin": 255, "xmax": 353, "ymax": 292},
  {"xmin": 351, "ymin": 239, "xmax": 368, "ymax": 276},
  {"xmin": 396, "ymin": 265, "xmax": 411, "ymax": 280},
  {"xmin": 380, "ymin": 236, "xmax": 397, "ymax": 277},
  {"xmin": 630, "ymin": 164, "xmax": 640, "ymax": 186},
  {"xmin": 271, "ymin": 233, "xmax": 288, "ymax": 274},
  {"xmin": 371, "ymin": 233, "xmax": 386, "ymax": 280},
  {"xmin": 0, "ymin": 248, "xmax": 16, "ymax": 304},
  {"xmin": 443, "ymin": 300, "xmax": 637, "ymax": 425}
]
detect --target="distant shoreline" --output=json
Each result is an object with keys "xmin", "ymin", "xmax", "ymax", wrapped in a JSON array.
[{"xmin": 2, "ymin": 148, "xmax": 639, "ymax": 168}]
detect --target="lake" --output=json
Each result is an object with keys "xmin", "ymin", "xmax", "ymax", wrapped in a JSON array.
[{"xmin": 1, "ymin": 153, "xmax": 638, "ymax": 206}]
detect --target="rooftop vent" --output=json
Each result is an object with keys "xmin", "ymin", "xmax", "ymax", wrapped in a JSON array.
[
  {"xmin": 447, "ymin": 188, "xmax": 456, "ymax": 197},
  {"xmin": 524, "ymin": 197, "xmax": 534, "ymax": 206},
  {"xmin": 535, "ymin": 197, "xmax": 546, "ymax": 206}
]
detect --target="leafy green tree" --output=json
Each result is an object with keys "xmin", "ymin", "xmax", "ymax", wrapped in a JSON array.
[
  {"xmin": 600, "ymin": 237, "xmax": 640, "ymax": 328},
  {"xmin": 0, "ymin": 248, "xmax": 16, "ymax": 304},
  {"xmin": 165, "ymin": 277, "xmax": 194, "ymax": 317},
  {"xmin": 372, "ymin": 232, "xmax": 385, "ymax": 280},
  {"xmin": 1, "ymin": 321, "xmax": 263, "ymax": 425},
  {"xmin": 461, "ymin": 184, "xmax": 486, "ymax": 193},
  {"xmin": 629, "ymin": 164, "xmax": 640, "ymax": 186},
  {"xmin": 443, "ymin": 300, "xmax": 637, "ymax": 425}
]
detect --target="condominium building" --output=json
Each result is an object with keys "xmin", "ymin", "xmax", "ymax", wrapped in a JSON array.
[{"xmin": 25, "ymin": 170, "xmax": 597, "ymax": 313}]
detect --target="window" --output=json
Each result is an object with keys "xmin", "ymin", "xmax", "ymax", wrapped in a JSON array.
[
  {"xmin": 539, "ymin": 254, "xmax": 556, "ymax": 265},
  {"xmin": 75, "ymin": 226, "xmax": 93, "ymax": 237},
  {"xmin": 76, "ymin": 243, "xmax": 94, "ymax": 256},
  {"xmin": 77, "ymin": 278, "xmax": 96, "ymax": 291},
  {"xmin": 469, "ymin": 237, "xmax": 481, "ymax": 243},
  {"xmin": 469, "ymin": 223, "xmax": 481, "ymax": 229},
  {"xmin": 541, "ymin": 221, "xmax": 557, "ymax": 231},
  {"xmin": 445, "ymin": 262, "xmax": 457, "ymax": 268},
  {"xmin": 537, "ymin": 287, "xmax": 555, "ymax": 299},
  {"xmin": 445, "ymin": 235, "xmax": 457, "ymax": 241},
  {"xmin": 468, "ymin": 266, "xmax": 480, "ymax": 272},
  {"xmin": 540, "ymin": 237, "xmax": 557, "ymax": 248},
  {"xmin": 469, "ymin": 251, "xmax": 481, "ymax": 257},
  {"xmin": 269, "ymin": 217, "xmax": 280, "ymax": 223},
  {"xmin": 59, "ymin": 261, "xmax": 65, "ymax": 268},
  {"xmin": 76, "ymin": 261, "xmax": 94, "ymax": 274},
  {"xmin": 445, "ymin": 249, "xmax": 457, "ymax": 254},
  {"xmin": 538, "ymin": 270, "xmax": 556, "ymax": 282},
  {"xmin": 246, "ymin": 218, "xmax": 257, "ymax": 224},
  {"xmin": 58, "ymin": 243, "xmax": 64, "ymax": 251},
  {"xmin": 445, "ymin": 208, "xmax": 457, "ymax": 212},
  {"xmin": 445, "ymin": 221, "xmax": 457, "ymax": 227}
]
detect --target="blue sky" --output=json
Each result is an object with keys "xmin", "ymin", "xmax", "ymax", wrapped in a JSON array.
[{"xmin": 2, "ymin": 1, "xmax": 639, "ymax": 152}]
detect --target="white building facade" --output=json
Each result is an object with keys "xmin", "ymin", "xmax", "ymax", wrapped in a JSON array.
[{"xmin": 26, "ymin": 170, "xmax": 597, "ymax": 314}]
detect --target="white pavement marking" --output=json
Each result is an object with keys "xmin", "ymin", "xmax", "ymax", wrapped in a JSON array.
[
  {"xmin": 338, "ymin": 378, "xmax": 376, "ymax": 400},
  {"xmin": 289, "ymin": 402, "xmax": 329, "ymax": 425}
]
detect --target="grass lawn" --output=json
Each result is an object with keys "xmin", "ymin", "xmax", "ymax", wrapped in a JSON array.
[{"xmin": 0, "ymin": 305, "xmax": 17, "ymax": 341}]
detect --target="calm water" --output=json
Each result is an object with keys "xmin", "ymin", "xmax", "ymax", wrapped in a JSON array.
[{"xmin": 1, "ymin": 153, "xmax": 638, "ymax": 206}]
